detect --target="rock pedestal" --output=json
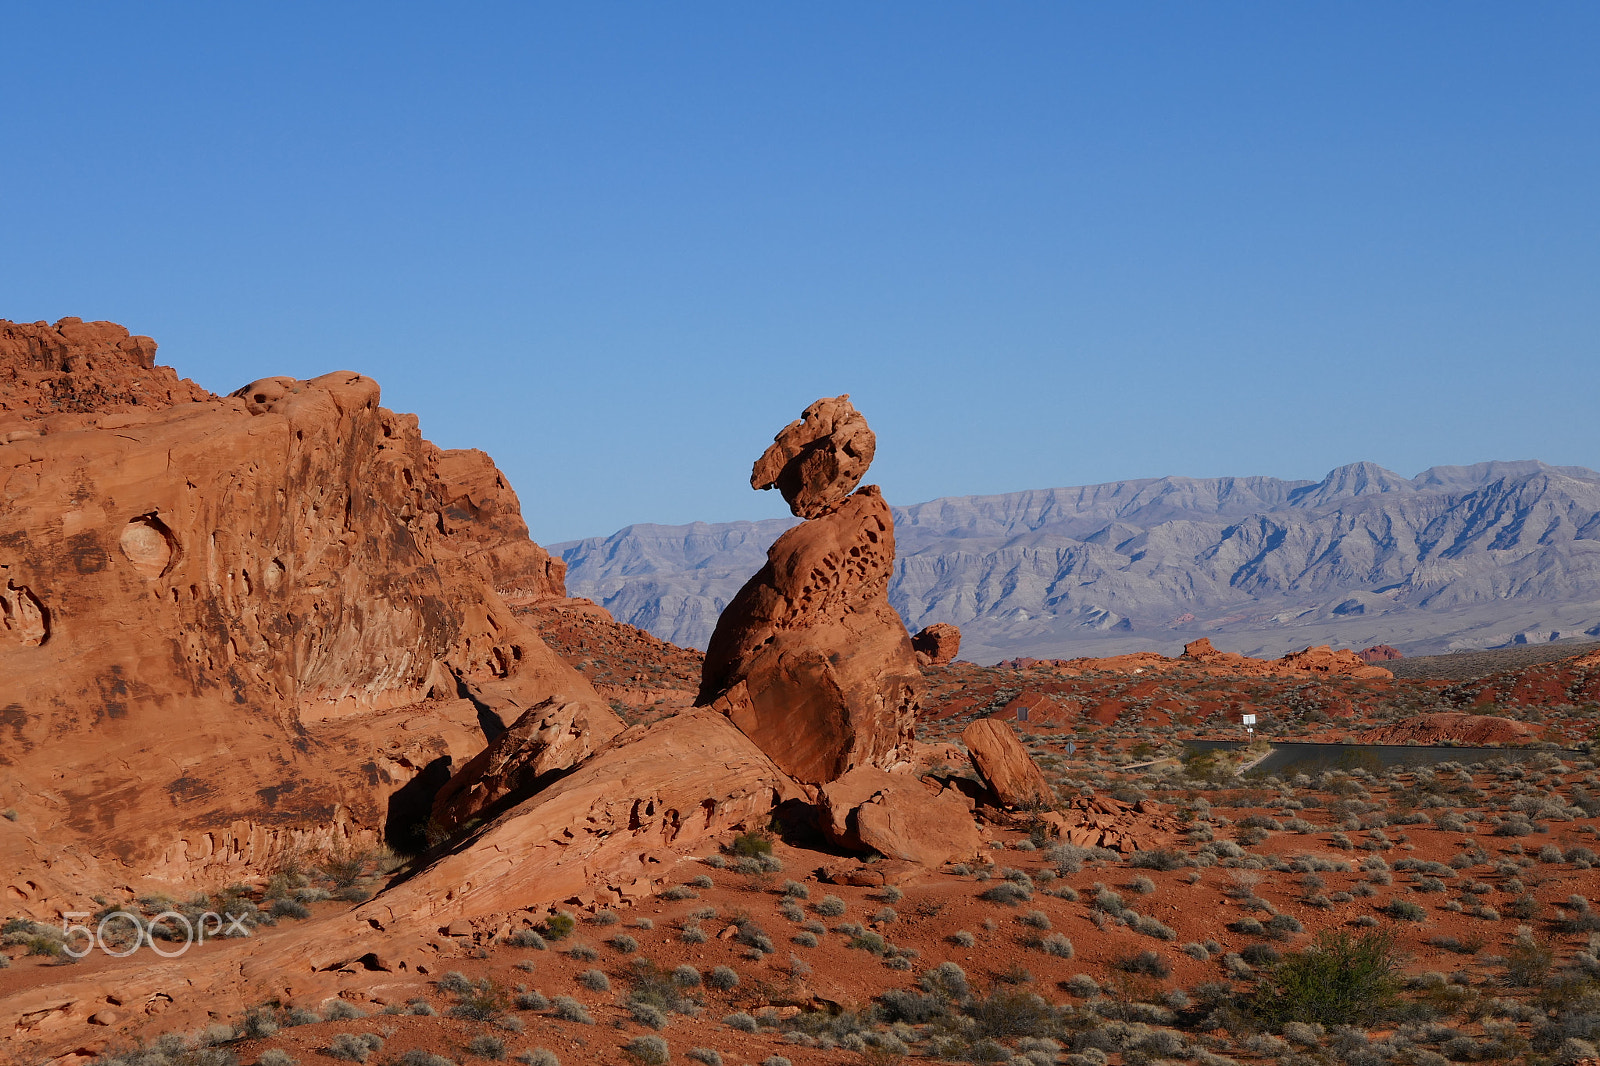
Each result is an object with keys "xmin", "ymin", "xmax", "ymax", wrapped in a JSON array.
[{"xmin": 699, "ymin": 396, "xmax": 921, "ymax": 787}]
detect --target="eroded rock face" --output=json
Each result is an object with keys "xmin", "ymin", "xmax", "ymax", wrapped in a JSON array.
[
  {"xmin": 912, "ymin": 622, "xmax": 961, "ymax": 666},
  {"xmin": 1056, "ymin": 795, "xmax": 1182, "ymax": 853},
  {"xmin": 0, "ymin": 318, "xmax": 602, "ymax": 909},
  {"xmin": 1359, "ymin": 644, "xmax": 1403, "ymax": 663},
  {"xmin": 962, "ymin": 719, "xmax": 1055, "ymax": 808},
  {"xmin": 701, "ymin": 397, "xmax": 920, "ymax": 786},
  {"xmin": 750, "ymin": 394, "xmax": 876, "ymax": 519}
]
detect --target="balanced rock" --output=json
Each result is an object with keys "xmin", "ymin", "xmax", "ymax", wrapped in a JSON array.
[
  {"xmin": 750, "ymin": 394, "xmax": 877, "ymax": 519},
  {"xmin": 700, "ymin": 397, "xmax": 920, "ymax": 786},
  {"xmin": 962, "ymin": 718, "xmax": 1055, "ymax": 808},
  {"xmin": 912, "ymin": 622, "xmax": 961, "ymax": 666}
]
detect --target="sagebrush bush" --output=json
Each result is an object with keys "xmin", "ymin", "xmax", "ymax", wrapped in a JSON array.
[
  {"xmin": 1251, "ymin": 929, "xmax": 1400, "ymax": 1028},
  {"xmin": 623, "ymin": 1036, "xmax": 668, "ymax": 1065},
  {"xmin": 550, "ymin": 996, "xmax": 593, "ymax": 1024}
]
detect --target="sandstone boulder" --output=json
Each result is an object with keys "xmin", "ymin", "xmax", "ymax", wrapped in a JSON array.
[
  {"xmin": 817, "ymin": 766, "xmax": 982, "ymax": 867},
  {"xmin": 962, "ymin": 718, "xmax": 1055, "ymax": 808},
  {"xmin": 702, "ymin": 412, "xmax": 921, "ymax": 785},
  {"xmin": 1359, "ymin": 644, "xmax": 1403, "ymax": 663},
  {"xmin": 912, "ymin": 622, "xmax": 961, "ymax": 666},
  {"xmin": 429, "ymin": 695, "xmax": 624, "ymax": 832},
  {"xmin": 750, "ymin": 394, "xmax": 876, "ymax": 519}
]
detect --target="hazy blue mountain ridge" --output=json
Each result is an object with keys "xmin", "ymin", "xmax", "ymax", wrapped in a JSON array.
[{"xmin": 554, "ymin": 461, "xmax": 1600, "ymax": 663}]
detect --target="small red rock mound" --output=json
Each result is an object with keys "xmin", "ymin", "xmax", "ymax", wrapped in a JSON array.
[
  {"xmin": 912, "ymin": 622, "xmax": 961, "ymax": 666},
  {"xmin": 1359, "ymin": 644, "xmax": 1403, "ymax": 662},
  {"xmin": 1354, "ymin": 712, "xmax": 1536, "ymax": 746},
  {"xmin": 700, "ymin": 397, "xmax": 921, "ymax": 787},
  {"xmin": 962, "ymin": 718, "xmax": 1054, "ymax": 808},
  {"xmin": 1054, "ymin": 795, "xmax": 1182, "ymax": 852}
]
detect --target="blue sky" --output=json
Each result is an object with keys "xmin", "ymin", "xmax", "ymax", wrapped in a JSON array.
[{"xmin": 4, "ymin": 4, "xmax": 1597, "ymax": 543}]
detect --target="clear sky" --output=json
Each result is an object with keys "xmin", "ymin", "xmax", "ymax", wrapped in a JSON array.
[{"xmin": 4, "ymin": 4, "xmax": 1597, "ymax": 543}]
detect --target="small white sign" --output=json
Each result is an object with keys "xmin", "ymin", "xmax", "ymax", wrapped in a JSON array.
[{"xmin": 1241, "ymin": 713, "xmax": 1257, "ymax": 726}]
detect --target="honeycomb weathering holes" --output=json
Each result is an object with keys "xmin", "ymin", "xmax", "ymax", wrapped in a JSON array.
[{"xmin": 119, "ymin": 514, "xmax": 177, "ymax": 579}]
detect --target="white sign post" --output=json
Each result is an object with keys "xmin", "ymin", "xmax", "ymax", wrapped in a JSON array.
[{"xmin": 1241, "ymin": 712, "xmax": 1256, "ymax": 736}]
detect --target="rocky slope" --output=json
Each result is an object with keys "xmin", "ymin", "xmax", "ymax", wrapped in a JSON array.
[{"xmin": 557, "ymin": 459, "xmax": 1600, "ymax": 662}]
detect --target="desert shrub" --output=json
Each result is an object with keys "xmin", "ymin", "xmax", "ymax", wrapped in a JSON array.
[
  {"xmin": 1384, "ymin": 899, "xmax": 1426, "ymax": 922},
  {"xmin": 1505, "ymin": 932, "xmax": 1556, "ymax": 987},
  {"xmin": 980, "ymin": 881, "xmax": 1033, "ymax": 906},
  {"xmin": 541, "ymin": 913, "xmax": 576, "ymax": 941},
  {"xmin": 1129, "ymin": 848, "xmax": 1185, "ymax": 871},
  {"xmin": 671, "ymin": 964, "xmax": 701, "ymax": 987},
  {"xmin": 708, "ymin": 965, "xmax": 739, "ymax": 990},
  {"xmin": 465, "ymin": 1035, "xmax": 505, "ymax": 1061},
  {"xmin": 576, "ymin": 969, "xmax": 610, "ymax": 992},
  {"xmin": 269, "ymin": 898, "xmax": 310, "ymax": 920},
  {"xmin": 951, "ymin": 930, "xmax": 976, "ymax": 947},
  {"xmin": 623, "ymin": 1036, "xmax": 668, "ymax": 1065},
  {"xmin": 963, "ymin": 989, "xmax": 1055, "ymax": 1040},
  {"xmin": 514, "ymin": 989, "xmax": 550, "ymax": 1010},
  {"xmin": 1128, "ymin": 875, "xmax": 1156, "ymax": 895},
  {"xmin": 659, "ymin": 886, "xmax": 698, "ymax": 901},
  {"xmin": 1250, "ymin": 928, "xmax": 1400, "ymax": 1028},
  {"xmin": 723, "ymin": 1012, "xmax": 758, "ymax": 1033},
  {"xmin": 395, "ymin": 1052, "xmax": 456, "ymax": 1066},
  {"xmin": 814, "ymin": 895, "xmax": 846, "ymax": 917},
  {"xmin": 792, "ymin": 931, "xmax": 817, "ymax": 947},
  {"xmin": 760, "ymin": 1058, "xmax": 793, "ymax": 1066},
  {"xmin": 257, "ymin": 1052, "xmax": 298, "ymax": 1066},
  {"xmin": 591, "ymin": 910, "xmax": 619, "ymax": 926},
  {"xmin": 729, "ymin": 830, "xmax": 773, "ymax": 857},
  {"xmin": 686, "ymin": 1051, "xmax": 722, "ymax": 1066},
  {"xmin": 921, "ymin": 960, "xmax": 971, "ymax": 999},
  {"xmin": 1039, "ymin": 933, "xmax": 1074, "ymax": 958},
  {"xmin": 610, "ymin": 934, "xmax": 639, "ymax": 953},
  {"xmin": 565, "ymin": 942, "xmax": 599, "ymax": 961},
  {"xmin": 1063, "ymin": 973, "xmax": 1100, "ymax": 997},
  {"xmin": 550, "ymin": 996, "xmax": 593, "ymax": 1024},
  {"xmin": 1018, "ymin": 909, "xmax": 1051, "ymax": 930},
  {"xmin": 508, "ymin": 928, "xmax": 547, "ymax": 949},
  {"xmin": 679, "ymin": 922, "xmax": 707, "ymax": 945},
  {"xmin": 880, "ymin": 988, "xmax": 949, "ymax": 1024},
  {"xmin": 326, "ymin": 1034, "xmax": 383, "ymax": 1063},
  {"xmin": 1241, "ymin": 943, "xmax": 1281, "ymax": 967},
  {"xmin": 1115, "ymin": 950, "xmax": 1170, "ymax": 978}
]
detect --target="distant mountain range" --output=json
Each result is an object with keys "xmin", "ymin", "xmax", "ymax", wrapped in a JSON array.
[{"xmin": 553, "ymin": 460, "xmax": 1600, "ymax": 664}]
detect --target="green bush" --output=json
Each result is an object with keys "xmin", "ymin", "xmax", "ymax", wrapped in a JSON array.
[
  {"xmin": 1251, "ymin": 929, "xmax": 1400, "ymax": 1028},
  {"xmin": 729, "ymin": 831, "xmax": 773, "ymax": 858}
]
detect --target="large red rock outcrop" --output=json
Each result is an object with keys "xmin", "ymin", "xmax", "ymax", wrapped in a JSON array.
[
  {"xmin": 0, "ymin": 318, "xmax": 606, "ymax": 911},
  {"xmin": 962, "ymin": 719, "xmax": 1055, "ymax": 808},
  {"xmin": 1359, "ymin": 644, "xmax": 1403, "ymax": 663},
  {"xmin": 912, "ymin": 622, "xmax": 961, "ymax": 666},
  {"xmin": 699, "ymin": 397, "xmax": 921, "ymax": 787},
  {"xmin": 1015, "ymin": 639, "xmax": 1394, "ymax": 680}
]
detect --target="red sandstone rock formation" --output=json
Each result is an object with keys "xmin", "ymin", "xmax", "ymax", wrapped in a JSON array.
[
  {"xmin": 750, "ymin": 394, "xmax": 876, "ymax": 519},
  {"xmin": 1011, "ymin": 639, "xmax": 1393, "ymax": 680},
  {"xmin": 962, "ymin": 719, "xmax": 1055, "ymax": 808},
  {"xmin": 1354, "ymin": 713, "xmax": 1535, "ymax": 746},
  {"xmin": 0, "ymin": 318, "xmax": 605, "ymax": 911},
  {"xmin": 1056, "ymin": 794, "xmax": 1181, "ymax": 852},
  {"xmin": 817, "ymin": 766, "xmax": 982, "ymax": 867},
  {"xmin": 1359, "ymin": 644, "xmax": 1403, "ymax": 663},
  {"xmin": 699, "ymin": 397, "xmax": 921, "ymax": 787},
  {"xmin": 912, "ymin": 622, "xmax": 961, "ymax": 666}
]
